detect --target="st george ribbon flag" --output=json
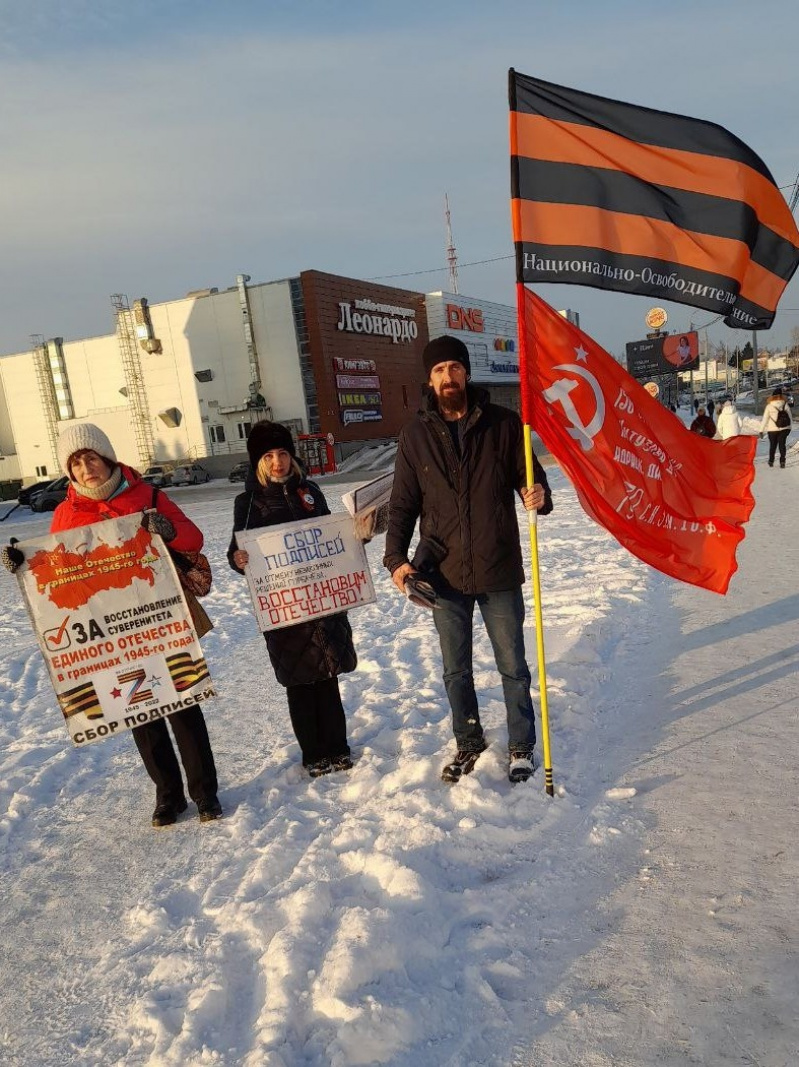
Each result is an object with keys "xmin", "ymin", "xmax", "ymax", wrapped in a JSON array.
[
  {"xmin": 521, "ymin": 288, "xmax": 756, "ymax": 594},
  {"xmin": 509, "ymin": 70, "xmax": 799, "ymax": 330}
]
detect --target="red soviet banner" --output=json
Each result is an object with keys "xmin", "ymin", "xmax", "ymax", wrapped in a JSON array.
[{"xmin": 521, "ymin": 288, "xmax": 756, "ymax": 594}]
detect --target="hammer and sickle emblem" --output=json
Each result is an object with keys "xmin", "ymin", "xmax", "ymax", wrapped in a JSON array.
[{"xmin": 543, "ymin": 364, "xmax": 605, "ymax": 451}]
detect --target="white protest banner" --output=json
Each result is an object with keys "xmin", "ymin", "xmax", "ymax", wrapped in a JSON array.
[
  {"xmin": 341, "ymin": 470, "xmax": 394, "ymax": 517},
  {"xmin": 236, "ymin": 512, "xmax": 376, "ymax": 631},
  {"xmin": 16, "ymin": 514, "xmax": 215, "ymax": 746}
]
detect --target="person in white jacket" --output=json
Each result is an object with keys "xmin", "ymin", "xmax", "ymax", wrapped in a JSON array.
[
  {"xmin": 759, "ymin": 387, "xmax": 792, "ymax": 468},
  {"xmin": 716, "ymin": 398, "xmax": 743, "ymax": 440}
]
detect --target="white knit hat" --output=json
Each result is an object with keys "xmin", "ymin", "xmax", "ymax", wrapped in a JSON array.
[{"xmin": 57, "ymin": 423, "xmax": 117, "ymax": 477}]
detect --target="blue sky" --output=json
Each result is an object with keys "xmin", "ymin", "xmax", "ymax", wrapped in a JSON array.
[{"xmin": 2, "ymin": 0, "xmax": 799, "ymax": 358}]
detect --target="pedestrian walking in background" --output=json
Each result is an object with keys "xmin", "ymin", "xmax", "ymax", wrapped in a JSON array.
[
  {"xmin": 2, "ymin": 424, "xmax": 222, "ymax": 828},
  {"xmin": 707, "ymin": 398, "xmax": 716, "ymax": 420},
  {"xmin": 690, "ymin": 406, "xmax": 717, "ymax": 438},
  {"xmin": 759, "ymin": 386, "xmax": 792, "ymax": 468},
  {"xmin": 716, "ymin": 397, "xmax": 743, "ymax": 440},
  {"xmin": 384, "ymin": 335, "xmax": 553, "ymax": 785}
]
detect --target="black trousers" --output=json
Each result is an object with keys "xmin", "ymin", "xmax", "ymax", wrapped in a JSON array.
[
  {"xmin": 767, "ymin": 431, "xmax": 788, "ymax": 466},
  {"xmin": 132, "ymin": 706, "xmax": 218, "ymax": 806},
  {"xmin": 286, "ymin": 677, "xmax": 350, "ymax": 765}
]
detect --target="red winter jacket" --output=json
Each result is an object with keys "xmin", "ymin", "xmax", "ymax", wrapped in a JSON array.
[{"xmin": 51, "ymin": 464, "xmax": 203, "ymax": 554}]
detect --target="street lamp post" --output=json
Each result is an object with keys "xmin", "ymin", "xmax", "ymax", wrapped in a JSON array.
[
  {"xmin": 752, "ymin": 330, "xmax": 759, "ymax": 410},
  {"xmin": 723, "ymin": 342, "xmax": 730, "ymax": 393},
  {"xmin": 703, "ymin": 330, "xmax": 709, "ymax": 404}
]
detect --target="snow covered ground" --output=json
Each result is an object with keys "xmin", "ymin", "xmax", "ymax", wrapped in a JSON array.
[
  {"xmin": 0, "ymin": 435, "xmax": 797, "ymax": 1066},
  {"xmin": 336, "ymin": 443, "xmax": 398, "ymax": 475}
]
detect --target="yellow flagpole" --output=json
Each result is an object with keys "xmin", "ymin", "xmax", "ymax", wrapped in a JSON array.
[
  {"xmin": 511, "ymin": 79, "xmax": 554, "ymax": 795},
  {"xmin": 523, "ymin": 424, "xmax": 554, "ymax": 797}
]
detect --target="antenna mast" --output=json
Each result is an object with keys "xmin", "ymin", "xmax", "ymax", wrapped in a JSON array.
[
  {"xmin": 445, "ymin": 193, "xmax": 459, "ymax": 294},
  {"xmin": 789, "ymin": 168, "xmax": 799, "ymax": 214}
]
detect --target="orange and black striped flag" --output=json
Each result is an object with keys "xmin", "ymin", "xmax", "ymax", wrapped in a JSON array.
[{"xmin": 509, "ymin": 71, "xmax": 799, "ymax": 329}]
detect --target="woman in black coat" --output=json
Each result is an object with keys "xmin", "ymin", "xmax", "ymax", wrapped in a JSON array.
[{"xmin": 227, "ymin": 422, "xmax": 356, "ymax": 778}]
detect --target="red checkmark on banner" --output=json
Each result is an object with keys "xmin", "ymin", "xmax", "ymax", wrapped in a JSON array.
[{"xmin": 44, "ymin": 616, "xmax": 71, "ymax": 650}]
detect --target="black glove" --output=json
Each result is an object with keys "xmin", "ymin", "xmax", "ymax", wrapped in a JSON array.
[
  {"xmin": 141, "ymin": 510, "xmax": 177, "ymax": 542},
  {"xmin": 2, "ymin": 538, "xmax": 24, "ymax": 574}
]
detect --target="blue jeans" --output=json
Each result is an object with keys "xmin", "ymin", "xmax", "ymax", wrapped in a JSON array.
[{"xmin": 432, "ymin": 587, "xmax": 536, "ymax": 754}]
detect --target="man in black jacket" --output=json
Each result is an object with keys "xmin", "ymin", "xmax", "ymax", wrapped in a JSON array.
[{"xmin": 384, "ymin": 336, "xmax": 553, "ymax": 784}]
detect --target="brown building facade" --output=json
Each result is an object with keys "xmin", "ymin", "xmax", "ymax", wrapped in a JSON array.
[{"xmin": 300, "ymin": 271, "xmax": 429, "ymax": 445}]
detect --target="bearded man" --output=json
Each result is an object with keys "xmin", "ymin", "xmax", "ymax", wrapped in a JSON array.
[{"xmin": 383, "ymin": 335, "xmax": 553, "ymax": 784}]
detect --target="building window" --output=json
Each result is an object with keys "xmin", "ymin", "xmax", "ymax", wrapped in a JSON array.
[
  {"xmin": 238, "ymin": 422, "xmax": 252, "ymax": 440},
  {"xmin": 36, "ymin": 465, "xmax": 48, "ymax": 476},
  {"xmin": 210, "ymin": 425, "xmax": 226, "ymax": 444}
]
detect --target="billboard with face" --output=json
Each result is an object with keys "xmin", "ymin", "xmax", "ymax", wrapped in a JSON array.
[{"xmin": 626, "ymin": 332, "xmax": 699, "ymax": 378}]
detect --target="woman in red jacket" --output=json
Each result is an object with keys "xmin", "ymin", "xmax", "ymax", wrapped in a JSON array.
[{"xmin": 4, "ymin": 423, "xmax": 222, "ymax": 829}]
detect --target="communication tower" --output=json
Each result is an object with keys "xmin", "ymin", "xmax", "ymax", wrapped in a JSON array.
[
  {"xmin": 789, "ymin": 167, "xmax": 799, "ymax": 214},
  {"xmin": 445, "ymin": 193, "xmax": 459, "ymax": 294}
]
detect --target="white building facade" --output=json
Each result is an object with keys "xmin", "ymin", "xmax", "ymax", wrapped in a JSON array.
[
  {"xmin": 0, "ymin": 276, "xmax": 539, "ymax": 485},
  {"xmin": 0, "ymin": 278, "xmax": 310, "ymax": 483}
]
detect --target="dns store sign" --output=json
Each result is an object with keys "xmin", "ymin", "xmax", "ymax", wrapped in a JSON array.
[{"xmin": 446, "ymin": 304, "xmax": 484, "ymax": 333}]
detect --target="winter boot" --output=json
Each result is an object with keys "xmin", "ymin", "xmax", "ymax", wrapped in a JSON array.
[
  {"xmin": 330, "ymin": 754, "xmax": 354, "ymax": 772},
  {"xmin": 152, "ymin": 797, "xmax": 188, "ymax": 828},
  {"xmin": 441, "ymin": 740, "xmax": 488, "ymax": 783},
  {"xmin": 197, "ymin": 796, "xmax": 223, "ymax": 822},
  {"xmin": 307, "ymin": 759, "xmax": 333, "ymax": 778},
  {"xmin": 508, "ymin": 752, "xmax": 536, "ymax": 784}
]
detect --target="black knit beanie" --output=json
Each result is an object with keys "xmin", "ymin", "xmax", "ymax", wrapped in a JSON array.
[
  {"xmin": 247, "ymin": 421, "xmax": 296, "ymax": 466},
  {"xmin": 422, "ymin": 335, "xmax": 471, "ymax": 378}
]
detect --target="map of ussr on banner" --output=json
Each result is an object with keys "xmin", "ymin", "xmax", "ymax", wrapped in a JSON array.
[
  {"xmin": 236, "ymin": 513, "xmax": 376, "ymax": 632},
  {"xmin": 16, "ymin": 514, "xmax": 215, "ymax": 746}
]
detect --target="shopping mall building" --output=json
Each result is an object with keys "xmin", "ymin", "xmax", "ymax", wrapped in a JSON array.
[{"xmin": 0, "ymin": 270, "xmax": 522, "ymax": 483}]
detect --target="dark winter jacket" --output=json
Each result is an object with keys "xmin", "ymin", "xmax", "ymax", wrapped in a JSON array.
[
  {"xmin": 690, "ymin": 414, "xmax": 717, "ymax": 439},
  {"xmin": 383, "ymin": 385, "xmax": 553, "ymax": 594},
  {"xmin": 227, "ymin": 472, "xmax": 357, "ymax": 687}
]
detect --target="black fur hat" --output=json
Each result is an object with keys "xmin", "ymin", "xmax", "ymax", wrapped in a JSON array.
[
  {"xmin": 422, "ymin": 335, "xmax": 471, "ymax": 378},
  {"xmin": 247, "ymin": 421, "xmax": 296, "ymax": 467}
]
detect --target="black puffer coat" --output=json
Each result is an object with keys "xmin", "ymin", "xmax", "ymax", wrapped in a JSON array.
[
  {"xmin": 228, "ymin": 472, "xmax": 357, "ymax": 687},
  {"xmin": 383, "ymin": 385, "xmax": 553, "ymax": 594}
]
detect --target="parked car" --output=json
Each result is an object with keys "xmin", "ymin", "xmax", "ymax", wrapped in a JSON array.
[
  {"xmin": 18, "ymin": 479, "xmax": 55, "ymax": 507},
  {"xmin": 30, "ymin": 475, "xmax": 70, "ymax": 512},
  {"xmin": 170, "ymin": 463, "xmax": 211, "ymax": 486},
  {"xmin": 227, "ymin": 461, "xmax": 250, "ymax": 483},
  {"xmin": 141, "ymin": 465, "xmax": 172, "ymax": 487}
]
